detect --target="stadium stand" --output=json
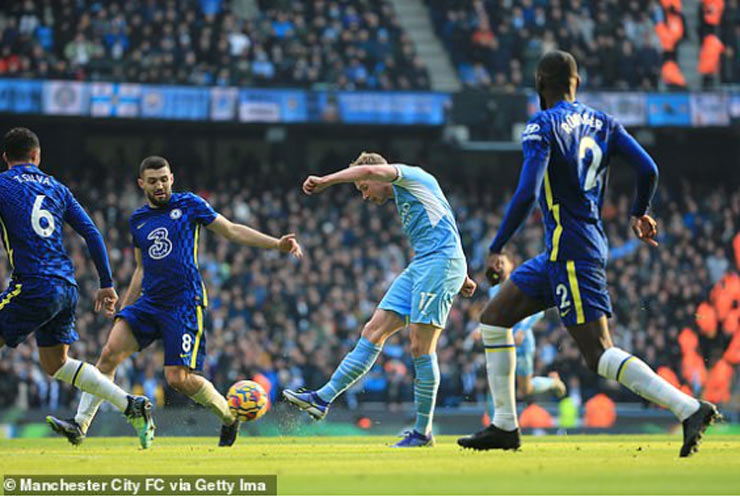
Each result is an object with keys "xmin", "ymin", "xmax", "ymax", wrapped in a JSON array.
[
  {"xmin": 0, "ymin": 157, "xmax": 737, "ymax": 414},
  {"xmin": 426, "ymin": 0, "xmax": 740, "ymax": 89},
  {"xmin": 0, "ymin": 0, "xmax": 430, "ymax": 90}
]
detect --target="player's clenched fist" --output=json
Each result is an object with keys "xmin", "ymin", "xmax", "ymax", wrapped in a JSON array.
[
  {"xmin": 630, "ymin": 214, "xmax": 659, "ymax": 247},
  {"xmin": 95, "ymin": 286, "xmax": 119, "ymax": 318},
  {"xmin": 277, "ymin": 233, "xmax": 304, "ymax": 259},
  {"xmin": 303, "ymin": 175, "xmax": 328, "ymax": 195},
  {"xmin": 459, "ymin": 275, "xmax": 477, "ymax": 297}
]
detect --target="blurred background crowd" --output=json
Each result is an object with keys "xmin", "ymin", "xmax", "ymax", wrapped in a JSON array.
[
  {"xmin": 0, "ymin": 153, "xmax": 738, "ymax": 418},
  {"xmin": 0, "ymin": 0, "xmax": 430, "ymax": 90},
  {"xmin": 1, "ymin": 0, "xmax": 738, "ymax": 90}
]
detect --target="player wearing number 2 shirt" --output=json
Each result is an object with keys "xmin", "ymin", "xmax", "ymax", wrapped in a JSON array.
[
  {"xmin": 457, "ymin": 51, "xmax": 720, "ymax": 457},
  {"xmin": 49, "ymin": 155, "xmax": 303, "ymax": 449}
]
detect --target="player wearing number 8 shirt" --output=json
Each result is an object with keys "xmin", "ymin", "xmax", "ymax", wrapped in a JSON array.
[
  {"xmin": 47, "ymin": 155, "xmax": 303, "ymax": 448},
  {"xmin": 457, "ymin": 51, "xmax": 720, "ymax": 457},
  {"xmin": 0, "ymin": 128, "xmax": 154, "ymax": 449}
]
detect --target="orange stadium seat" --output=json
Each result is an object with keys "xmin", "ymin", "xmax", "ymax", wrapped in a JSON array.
[
  {"xmin": 519, "ymin": 403, "xmax": 554, "ymax": 428},
  {"xmin": 584, "ymin": 394, "xmax": 616, "ymax": 428}
]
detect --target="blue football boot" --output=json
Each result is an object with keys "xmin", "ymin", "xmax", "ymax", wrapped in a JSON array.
[
  {"xmin": 282, "ymin": 388, "xmax": 329, "ymax": 420},
  {"xmin": 392, "ymin": 430, "xmax": 435, "ymax": 448}
]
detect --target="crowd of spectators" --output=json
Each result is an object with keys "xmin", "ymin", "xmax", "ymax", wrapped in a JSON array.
[
  {"xmin": 0, "ymin": 155, "xmax": 737, "ymax": 418},
  {"xmin": 427, "ymin": 0, "xmax": 740, "ymax": 90},
  {"xmin": 0, "ymin": 0, "xmax": 430, "ymax": 90}
]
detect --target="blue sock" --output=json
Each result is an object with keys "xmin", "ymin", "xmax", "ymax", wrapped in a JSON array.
[
  {"xmin": 316, "ymin": 337, "xmax": 382, "ymax": 403},
  {"xmin": 413, "ymin": 354, "xmax": 440, "ymax": 436}
]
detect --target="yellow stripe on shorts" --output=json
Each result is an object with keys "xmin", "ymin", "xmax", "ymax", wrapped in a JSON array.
[
  {"xmin": 190, "ymin": 306, "xmax": 204, "ymax": 369},
  {"xmin": 566, "ymin": 261, "xmax": 585, "ymax": 324},
  {"xmin": 0, "ymin": 283, "xmax": 22, "ymax": 311}
]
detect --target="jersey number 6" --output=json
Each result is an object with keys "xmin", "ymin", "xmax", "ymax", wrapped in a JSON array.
[{"xmin": 31, "ymin": 195, "xmax": 55, "ymax": 238}]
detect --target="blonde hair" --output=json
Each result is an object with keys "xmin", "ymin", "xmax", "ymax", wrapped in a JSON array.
[{"xmin": 350, "ymin": 151, "xmax": 387, "ymax": 166}]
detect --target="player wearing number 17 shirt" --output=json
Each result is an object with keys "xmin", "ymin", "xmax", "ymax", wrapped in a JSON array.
[
  {"xmin": 47, "ymin": 155, "xmax": 303, "ymax": 448},
  {"xmin": 457, "ymin": 51, "xmax": 720, "ymax": 457},
  {"xmin": 0, "ymin": 128, "xmax": 153, "ymax": 448}
]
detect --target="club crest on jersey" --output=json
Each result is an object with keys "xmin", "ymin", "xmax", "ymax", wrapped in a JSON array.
[{"xmin": 170, "ymin": 208, "xmax": 182, "ymax": 219}]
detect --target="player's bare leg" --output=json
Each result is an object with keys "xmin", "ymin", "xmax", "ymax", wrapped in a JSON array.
[
  {"xmin": 283, "ymin": 309, "xmax": 404, "ymax": 420},
  {"xmin": 458, "ymin": 280, "xmax": 548, "ymax": 450},
  {"xmin": 392, "ymin": 324, "xmax": 442, "ymax": 448},
  {"xmin": 518, "ymin": 373, "xmax": 566, "ymax": 399},
  {"xmin": 567, "ymin": 316, "xmax": 722, "ymax": 457},
  {"xmin": 46, "ymin": 320, "xmax": 154, "ymax": 448},
  {"xmin": 163, "ymin": 365, "xmax": 238, "ymax": 446}
]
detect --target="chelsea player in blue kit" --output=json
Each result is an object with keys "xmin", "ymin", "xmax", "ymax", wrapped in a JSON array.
[
  {"xmin": 284, "ymin": 152, "xmax": 476, "ymax": 447},
  {"xmin": 0, "ymin": 128, "xmax": 154, "ymax": 447},
  {"xmin": 48, "ymin": 156, "xmax": 303, "ymax": 447},
  {"xmin": 458, "ymin": 51, "xmax": 720, "ymax": 457}
]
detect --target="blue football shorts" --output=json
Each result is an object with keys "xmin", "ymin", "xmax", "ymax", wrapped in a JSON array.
[
  {"xmin": 510, "ymin": 253, "xmax": 612, "ymax": 327},
  {"xmin": 0, "ymin": 277, "xmax": 78, "ymax": 348},
  {"xmin": 116, "ymin": 297, "xmax": 206, "ymax": 370}
]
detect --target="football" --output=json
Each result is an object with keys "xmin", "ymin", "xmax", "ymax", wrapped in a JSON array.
[{"xmin": 227, "ymin": 380, "xmax": 269, "ymax": 422}]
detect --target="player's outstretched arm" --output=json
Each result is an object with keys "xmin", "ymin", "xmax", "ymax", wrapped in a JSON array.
[
  {"xmin": 486, "ymin": 155, "xmax": 548, "ymax": 283},
  {"xmin": 613, "ymin": 126, "xmax": 660, "ymax": 247},
  {"xmin": 119, "ymin": 248, "xmax": 144, "ymax": 310},
  {"xmin": 302, "ymin": 165, "xmax": 398, "ymax": 194},
  {"xmin": 63, "ymin": 189, "xmax": 118, "ymax": 316},
  {"xmin": 206, "ymin": 214, "xmax": 303, "ymax": 258}
]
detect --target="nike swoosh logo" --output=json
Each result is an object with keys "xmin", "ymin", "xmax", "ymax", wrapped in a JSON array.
[
  {"xmin": 179, "ymin": 353, "xmax": 190, "ymax": 358},
  {"xmin": 560, "ymin": 308, "xmax": 571, "ymax": 317},
  {"xmin": 137, "ymin": 222, "xmax": 147, "ymax": 229}
]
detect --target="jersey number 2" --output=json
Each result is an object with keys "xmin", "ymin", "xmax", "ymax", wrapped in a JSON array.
[
  {"xmin": 579, "ymin": 137, "xmax": 604, "ymax": 191},
  {"xmin": 32, "ymin": 195, "xmax": 55, "ymax": 238}
]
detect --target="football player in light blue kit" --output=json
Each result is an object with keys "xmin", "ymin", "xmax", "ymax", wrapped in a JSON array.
[{"xmin": 284, "ymin": 152, "xmax": 476, "ymax": 447}]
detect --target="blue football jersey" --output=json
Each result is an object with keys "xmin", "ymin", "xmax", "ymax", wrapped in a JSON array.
[
  {"xmin": 391, "ymin": 164, "xmax": 465, "ymax": 260},
  {"xmin": 130, "ymin": 192, "xmax": 218, "ymax": 307},
  {"xmin": 522, "ymin": 100, "xmax": 623, "ymax": 262},
  {"xmin": 0, "ymin": 164, "xmax": 111, "ymax": 287}
]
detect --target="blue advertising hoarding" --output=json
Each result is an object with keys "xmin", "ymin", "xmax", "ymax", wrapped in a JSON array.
[
  {"xmin": 0, "ymin": 79, "xmax": 42, "ymax": 114},
  {"xmin": 646, "ymin": 93, "xmax": 691, "ymax": 127},
  {"xmin": 140, "ymin": 86, "xmax": 210, "ymax": 120}
]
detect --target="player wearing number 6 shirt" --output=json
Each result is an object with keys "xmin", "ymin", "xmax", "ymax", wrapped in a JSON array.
[
  {"xmin": 47, "ymin": 155, "xmax": 303, "ymax": 448},
  {"xmin": 0, "ymin": 128, "xmax": 154, "ymax": 448},
  {"xmin": 283, "ymin": 152, "xmax": 477, "ymax": 448},
  {"xmin": 457, "ymin": 51, "xmax": 720, "ymax": 457}
]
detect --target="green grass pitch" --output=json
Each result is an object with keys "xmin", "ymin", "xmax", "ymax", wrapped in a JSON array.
[{"xmin": 2, "ymin": 435, "xmax": 740, "ymax": 495}]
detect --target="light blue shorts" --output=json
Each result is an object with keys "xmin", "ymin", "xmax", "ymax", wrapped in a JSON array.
[
  {"xmin": 515, "ymin": 328, "xmax": 535, "ymax": 377},
  {"xmin": 378, "ymin": 256, "xmax": 467, "ymax": 328}
]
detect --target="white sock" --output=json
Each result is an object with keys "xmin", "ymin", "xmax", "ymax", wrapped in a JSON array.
[
  {"xmin": 74, "ymin": 372, "xmax": 114, "ymax": 434},
  {"xmin": 598, "ymin": 347, "xmax": 700, "ymax": 421},
  {"xmin": 531, "ymin": 376, "xmax": 556, "ymax": 395},
  {"xmin": 190, "ymin": 380, "xmax": 235, "ymax": 425},
  {"xmin": 53, "ymin": 359, "xmax": 129, "ymax": 412},
  {"xmin": 481, "ymin": 324, "xmax": 518, "ymax": 431}
]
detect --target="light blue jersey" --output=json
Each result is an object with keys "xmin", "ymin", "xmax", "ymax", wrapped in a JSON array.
[
  {"xmin": 391, "ymin": 164, "xmax": 465, "ymax": 260},
  {"xmin": 377, "ymin": 164, "xmax": 467, "ymax": 328},
  {"xmin": 489, "ymin": 286, "xmax": 545, "ymax": 376}
]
